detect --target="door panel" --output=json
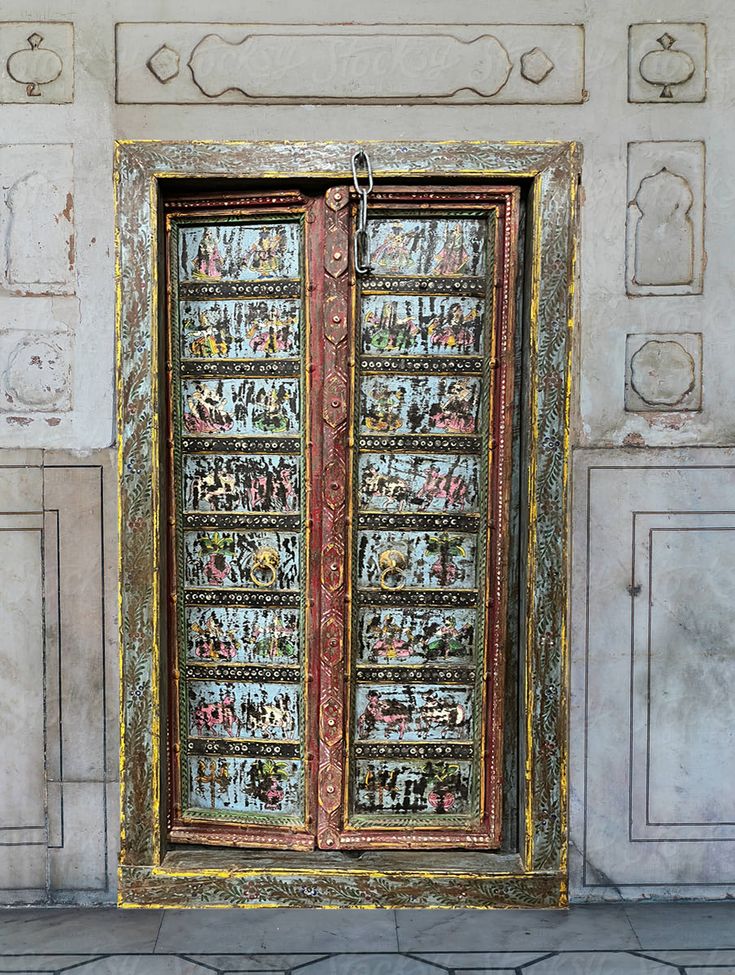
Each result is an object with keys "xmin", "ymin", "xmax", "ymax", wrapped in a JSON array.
[
  {"xmin": 166, "ymin": 194, "xmax": 316, "ymax": 850},
  {"xmin": 339, "ymin": 186, "xmax": 519, "ymax": 849},
  {"xmin": 164, "ymin": 183, "xmax": 519, "ymax": 852}
]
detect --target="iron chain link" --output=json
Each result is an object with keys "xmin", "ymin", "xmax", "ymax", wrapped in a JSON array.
[{"xmin": 351, "ymin": 149, "xmax": 373, "ymax": 275}]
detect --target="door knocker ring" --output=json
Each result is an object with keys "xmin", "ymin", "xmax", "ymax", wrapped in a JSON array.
[
  {"xmin": 378, "ymin": 549, "xmax": 408, "ymax": 591},
  {"xmin": 250, "ymin": 546, "xmax": 280, "ymax": 588}
]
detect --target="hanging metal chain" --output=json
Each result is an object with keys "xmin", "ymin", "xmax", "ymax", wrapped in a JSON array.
[{"xmin": 351, "ymin": 149, "xmax": 373, "ymax": 275}]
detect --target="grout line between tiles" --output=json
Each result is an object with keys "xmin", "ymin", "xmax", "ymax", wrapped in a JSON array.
[{"xmin": 152, "ymin": 909, "xmax": 166, "ymax": 954}]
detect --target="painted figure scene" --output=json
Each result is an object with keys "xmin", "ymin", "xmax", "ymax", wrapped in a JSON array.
[
  {"xmin": 357, "ymin": 607, "xmax": 475, "ymax": 664},
  {"xmin": 179, "ymin": 222, "xmax": 301, "ymax": 281},
  {"xmin": 361, "ymin": 295, "xmax": 485, "ymax": 355},
  {"xmin": 183, "ymin": 530, "xmax": 300, "ymax": 589},
  {"xmin": 360, "ymin": 375, "xmax": 481, "ymax": 435},
  {"xmin": 188, "ymin": 680, "xmax": 299, "ymax": 740},
  {"xmin": 358, "ymin": 452, "xmax": 479, "ymax": 512},
  {"xmin": 367, "ymin": 217, "xmax": 487, "ymax": 277},
  {"xmin": 183, "ymin": 453, "xmax": 300, "ymax": 512},
  {"xmin": 185, "ymin": 606, "xmax": 300, "ymax": 664},
  {"xmin": 356, "ymin": 529, "xmax": 477, "ymax": 590},
  {"xmin": 182, "ymin": 378, "xmax": 300, "ymax": 436},
  {"xmin": 179, "ymin": 298, "xmax": 300, "ymax": 359},
  {"xmin": 189, "ymin": 756, "xmax": 302, "ymax": 817},
  {"xmin": 354, "ymin": 759, "xmax": 471, "ymax": 816},
  {"xmin": 355, "ymin": 684, "xmax": 472, "ymax": 741}
]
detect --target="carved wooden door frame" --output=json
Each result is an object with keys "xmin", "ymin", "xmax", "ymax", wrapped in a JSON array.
[{"xmin": 116, "ymin": 140, "xmax": 580, "ymax": 908}]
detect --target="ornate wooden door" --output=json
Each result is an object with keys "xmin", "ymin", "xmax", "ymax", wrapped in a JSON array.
[{"xmin": 164, "ymin": 182, "xmax": 520, "ymax": 852}]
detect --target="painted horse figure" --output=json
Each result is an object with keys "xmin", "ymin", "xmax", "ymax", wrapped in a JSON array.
[
  {"xmin": 416, "ymin": 466, "xmax": 468, "ymax": 509},
  {"xmin": 418, "ymin": 693, "xmax": 466, "ymax": 735},
  {"xmin": 357, "ymin": 689, "xmax": 411, "ymax": 739},
  {"xmin": 194, "ymin": 694, "xmax": 237, "ymax": 736}
]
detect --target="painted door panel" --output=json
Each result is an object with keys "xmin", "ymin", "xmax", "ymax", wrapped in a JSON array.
[
  {"xmin": 179, "ymin": 298, "xmax": 301, "ymax": 360},
  {"xmin": 361, "ymin": 295, "xmax": 485, "ymax": 356},
  {"xmin": 165, "ymin": 184, "xmax": 518, "ymax": 851}
]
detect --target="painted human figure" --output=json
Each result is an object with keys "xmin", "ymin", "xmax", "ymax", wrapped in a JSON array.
[
  {"xmin": 430, "ymin": 379, "xmax": 477, "ymax": 434},
  {"xmin": 364, "ymin": 382, "xmax": 404, "ymax": 432},
  {"xmin": 432, "ymin": 224, "xmax": 470, "ymax": 275},
  {"xmin": 184, "ymin": 382, "xmax": 234, "ymax": 434},
  {"xmin": 188, "ymin": 306, "xmax": 230, "ymax": 357},
  {"xmin": 428, "ymin": 302, "xmax": 477, "ymax": 352},
  {"xmin": 253, "ymin": 383, "xmax": 292, "ymax": 433},
  {"xmin": 372, "ymin": 222, "xmax": 417, "ymax": 272},
  {"xmin": 241, "ymin": 227, "xmax": 285, "ymax": 277},
  {"xmin": 192, "ymin": 228, "xmax": 223, "ymax": 279},
  {"xmin": 370, "ymin": 614, "xmax": 411, "ymax": 661}
]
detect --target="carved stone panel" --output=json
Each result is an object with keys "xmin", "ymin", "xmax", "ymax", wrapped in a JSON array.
[
  {"xmin": 0, "ymin": 22, "xmax": 73, "ymax": 103},
  {"xmin": 115, "ymin": 24, "xmax": 585, "ymax": 104},
  {"xmin": 626, "ymin": 142, "xmax": 705, "ymax": 296},
  {"xmin": 629, "ymin": 24, "xmax": 706, "ymax": 103},
  {"xmin": 0, "ymin": 296, "xmax": 76, "ymax": 433},
  {"xmin": 625, "ymin": 333, "xmax": 702, "ymax": 412},
  {"xmin": 0, "ymin": 144, "xmax": 75, "ymax": 295}
]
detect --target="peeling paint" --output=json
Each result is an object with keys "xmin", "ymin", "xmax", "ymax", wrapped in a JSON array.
[
  {"xmin": 622, "ymin": 431, "xmax": 646, "ymax": 448},
  {"xmin": 6, "ymin": 415, "xmax": 32, "ymax": 426},
  {"xmin": 62, "ymin": 191, "xmax": 73, "ymax": 222}
]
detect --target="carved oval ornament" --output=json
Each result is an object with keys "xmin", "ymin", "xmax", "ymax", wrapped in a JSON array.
[{"xmin": 7, "ymin": 33, "xmax": 63, "ymax": 96}]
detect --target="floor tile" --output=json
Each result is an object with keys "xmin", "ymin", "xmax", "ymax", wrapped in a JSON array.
[
  {"xmin": 517, "ymin": 953, "xmax": 675, "ymax": 973},
  {"xmin": 0, "ymin": 960, "xmax": 99, "ymax": 972},
  {"xmin": 625, "ymin": 904, "xmax": 735, "ymax": 949},
  {"xmin": 642, "ymin": 950, "xmax": 735, "ymax": 965},
  {"xmin": 395, "ymin": 906, "xmax": 640, "ymax": 951},
  {"xmin": 66, "ymin": 958, "xmax": 213, "ymax": 974},
  {"xmin": 290, "ymin": 957, "xmax": 441, "ymax": 974},
  {"xmin": 184, "ymin": 956, "xmax": 327, "ymax": 971},
  {"xmin": 411, "ymin": 952, "xmax": 548, "ymax": 968},
  {"xmin": 156, "ymin": 910, "xmax": 398, "ymax": 954},
  {"xmin": 0, "ymin": 910, "xmax": 163, "ymax": 953}
]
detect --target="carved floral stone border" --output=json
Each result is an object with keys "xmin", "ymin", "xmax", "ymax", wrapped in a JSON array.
[{"xmin": 115, "ymin": 140, "xmax": 580, "ymax": 908}]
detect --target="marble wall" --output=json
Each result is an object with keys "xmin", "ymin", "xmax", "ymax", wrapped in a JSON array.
[{"xmin": 0, "ymin": 0, "xmax": 732, "ymax": 903}]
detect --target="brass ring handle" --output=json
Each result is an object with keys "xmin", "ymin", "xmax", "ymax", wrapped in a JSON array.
[
  {"xmin": 378, "ymin": 549, "xmax": 408, "ymax": 591},
  {"xmin": 250, "ymin": 546, "xmax": 280, "ymax": 589}
]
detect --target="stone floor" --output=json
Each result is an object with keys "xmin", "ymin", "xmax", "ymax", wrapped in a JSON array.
[{"xmin": 0, "ymin": 904, "xmax": 734, "ymax": 973}]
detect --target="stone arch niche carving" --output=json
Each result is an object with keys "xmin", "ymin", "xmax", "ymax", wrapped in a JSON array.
[
  {"xmin": 115, "ymin": 140, "xmax": 579, "ymax": 909},
  {"xmin": 633, "ymin": 167, "xmax": 694, "ymax": 288}
]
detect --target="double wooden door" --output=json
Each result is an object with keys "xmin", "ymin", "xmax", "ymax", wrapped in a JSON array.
[{"xmin": 164, "ymin": 181, "xmax": 519, "ymax": 851}]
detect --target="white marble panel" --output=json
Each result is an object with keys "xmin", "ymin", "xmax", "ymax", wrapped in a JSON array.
[
  {"xmin": 44, "ymin": 465, "xmax": 106, "ymax": 781},
  {"xmin": 571, "ymin": 449, "xmax": 735, "ymax": 899},
  {"xmin": 48, "ymin": 781, "xmax": 107, "ymax": 891},
  {"xmin": 631, "ymin": 513, "xmax": 735, "ymax": 839},
  {"xmin": 0, "ymin": 22, "xmax": 74, "ymax": 104},
  {"xmin": 629, "ymin": 23, "xmax": 706, "ymax": 103},
  {"xmin": 0, "ymin": 145, "xmax": 74, "ymax": 295},
  {"xmin": 625, "ymin": 332, "xmax": 702, "ymax": 413},
  {"xmin": 626, "ymin": 141, "xmax": 705, "ymax": 297},
  {"xmin": 0, "ymin": 508, "xmax": 45, "ymax": 892},
  {"xmin": 0, "ymin": 451, "xmax": 115, "ymax": 903},
  {"xmin": 116, "ymin": 23, "xmax": 585, "ymax": 104}
]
